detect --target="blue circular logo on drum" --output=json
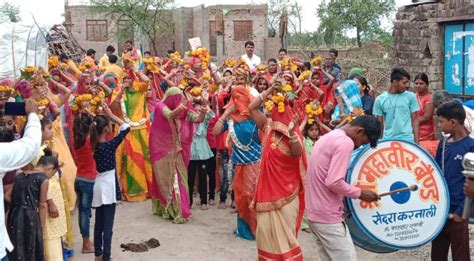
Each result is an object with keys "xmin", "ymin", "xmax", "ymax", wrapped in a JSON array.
[{"xmin": 390, "ymin": 181, "xmax": 410, "ymax": 204}]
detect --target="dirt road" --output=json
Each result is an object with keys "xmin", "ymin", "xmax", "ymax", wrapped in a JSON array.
[{"xmin": 68, "ymin": 200, "xmax": 464, "ymax": 261}]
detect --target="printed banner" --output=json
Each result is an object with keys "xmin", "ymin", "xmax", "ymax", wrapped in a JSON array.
[{"xmin": 347, "ymin": 140, "xmax": 449, "ymax": 249}]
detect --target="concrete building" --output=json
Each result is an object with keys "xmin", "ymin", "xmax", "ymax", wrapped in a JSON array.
[
  {"xmin": 65, "ymin": 3, "xmax": 279, "ymax": 62},
  {"xmin": 393, "ymin": 0, "xmax": 474, "ymax": 99}
]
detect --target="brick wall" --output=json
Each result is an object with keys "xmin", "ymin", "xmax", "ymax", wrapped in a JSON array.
[
  {"xmin": 393, "ymin": 0, "xmax": 474, "ymax": 90},
  {"xmin": 67, "ymin": 6, "xmax": 119, "ymax": 59},
  {"xmin": 67, "ymin": 4, "xmax": 270, "ymax": 61}
]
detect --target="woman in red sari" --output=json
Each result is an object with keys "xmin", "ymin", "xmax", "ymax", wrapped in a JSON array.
[{"xmin": 248, "ymin": 83, "xmax": 307, "ymax": 260}]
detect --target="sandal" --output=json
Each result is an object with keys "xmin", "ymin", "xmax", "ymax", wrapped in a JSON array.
[{"xmin": 218, "ymin": 202, "xmax": 226, "ymax": 209}]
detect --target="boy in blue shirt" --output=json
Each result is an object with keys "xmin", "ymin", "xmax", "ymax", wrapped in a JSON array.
[
  {"xmin": 373, "ymin": 68, "xmax": 419, "ymax": 143},
  {"xmin": 432, "ymin": 101, "xmax": 474, "ymax": 261}
]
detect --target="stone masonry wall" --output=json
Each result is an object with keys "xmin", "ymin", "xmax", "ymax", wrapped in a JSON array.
[
  {"xmin": 67, "ymin": 6, "xmax": 120, "ymax": 60},
  {"xmin": 66, "ymin": 4, "xmax": 269, "ymax": 60},
  {"xmin": 195, "ymin": 5, "xmax": 268, "ymax": 60},
  {"xmin": 393, "ymin": 0, "xmax": 474, "ymax": 90}
]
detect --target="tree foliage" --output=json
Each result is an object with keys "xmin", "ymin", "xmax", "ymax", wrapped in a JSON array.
[
  {"xmin": 0, "ymin": 2, "xmax": 21, "ymax": 23},
  {"xmin": 91, "ymin": 0, "xmax": 174, "ymax": 55},
  {"xmin": 317, "ymin": 0, "xmax": 395, "ymax": 47}
]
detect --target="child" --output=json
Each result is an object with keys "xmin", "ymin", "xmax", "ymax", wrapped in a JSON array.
[
  {"xmin": 38, "ymin": 117, "xmax": 68, "ymax": 261},
  {"xmin": 91, "ymin": 105, "xmax": 130, "ymax": 261},
  {"xmin": 300, "ymin": 116, "xmax": 330, "ymax": 158},
  {"xmin": 7, "ymin": 151, "xmax": 49, "ymax": 261},
  {"xmin": 302, "ymin": 121, "xmax": 321, "ymax": 160},
  {"xmin": 39, "ymin": 150, "xmax": 67, "ymax": 261},
  {"xmin": 188, "ymin": 103, "xmax": 215, "ymax": 210},
  {"xmin": 72, "ymin": 113, "xmax": 96, "ymax": 253},
  {"xmin": 432, "ymin": 101, "xmax": 474, "ymax": 261}
]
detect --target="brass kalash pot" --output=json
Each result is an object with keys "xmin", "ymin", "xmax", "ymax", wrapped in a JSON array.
[{"xmin": 462, "ymin": 152, "xmax": 474, "ymax": 219}]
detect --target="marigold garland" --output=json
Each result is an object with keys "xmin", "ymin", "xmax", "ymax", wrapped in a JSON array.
[
  {"xmin": 199, "ymin": 73, "xmax": 212, "ymax": 82},
  {"xmin": 347, "ymin": 106, "xmax": 365, "ymax": 123},
  {"xmin": 23, "ymin": 66, "xmax": 37, "ymax": 74},
  {"xmin": 263, "ymin": 82, "xmax": 297, "ymax": 113},
  {"xmin": 222, "ymin": 58, "xmax": 237, "ymax": 68},
  {"xmin": 281, "ymin": 84, "xmax": 292, "ymax": 92},
  {"xmin": 305, "ymin": 102, "xmax": 323, "ymax": 124},
  {"xmin": 190, "ymin": 87, "xmax": 202, "ymax": 96},
  {"xmin": 0, "ymin": 85, "xmax": 14, "ymax": 99},
  {"xmin": 310, "ymin": 56, "xmax": 324, "ymax": 66},
  {"xmin": 170, "ymin": 51, "xmax": 183, "ymax": 64},
  {"xmin": 75, "ymin": 94, "xmax": 93, "ymax": 102},
  {"xmin": 180, "ymin": 78, "xmax": 189, "ymax": 89},
  {"xmin": 70, "ymin": 94, "xmax": 92, "ymax": 111},
  {"xmin": 0, "ymin": 85, "xmax": 14, "ymax": 93},
  {"xmin": 279, "ymin": 59, "xmax": 298, "ymax": 72},
  {"xmin": 78, "ymin": 60, "xmax": 95, "ymax": 72},
  {"xmin": 143, "ymin": 57, "xmax": 160, "ymax": 73},
  {"xmin": 256, "ymin": 64, "xmax": 267, "ymax": 72},
  {"xmin": 21, "ymin": 66, "xmax": 37, "ymax": 80},
  {"xmin": 190, "ymin": 47, "xmax": 211, "ymax": 70},
  {"xmin": 48, "ymin": 56, "xmax": 59, "ymax": 69},
  {"xmin": 70, "ymin": 92, "xmax": 105, "ymax": 113},
  {"xmin": 36, "ymin": 98, "xmax": 50, "ymax": 107},
  {"xmin": 298, "ymin": 70, "xmax": 311, "ymax": 81},
  {"xmin": 60, "ymin": 62, "xmax": 69, "ymax": 69},
  {"xmin": 122, "ymin": 54, "xmax": 134, "ymax": 64}
]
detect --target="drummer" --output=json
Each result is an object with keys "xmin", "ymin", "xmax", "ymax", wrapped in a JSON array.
[
  {"xmin": 432, "ymin": 101, "xmax": 473, "ymax": 261},
  {"xmin": 305, "ymin": 115, "xmax": 381, "ymax": 260}
]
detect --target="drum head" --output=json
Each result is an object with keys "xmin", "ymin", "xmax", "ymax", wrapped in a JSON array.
[{"xmin": 345, "ymin": 139, "xmax": 449, "ymax": 250}]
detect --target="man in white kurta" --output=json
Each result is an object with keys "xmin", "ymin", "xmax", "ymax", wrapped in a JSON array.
[{"xmin": 241, "ymin": 41, "xmax": 261, "ymax": 70}]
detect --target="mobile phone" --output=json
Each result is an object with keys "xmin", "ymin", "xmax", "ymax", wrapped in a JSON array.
[{"xmin": 4, "ymin": 102, "xmax": 26, "ymax": 116}]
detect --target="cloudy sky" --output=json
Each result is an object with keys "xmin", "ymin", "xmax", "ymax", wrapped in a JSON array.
[{"xmin": 3, "ymin": 0, "xmax": 413, "ymax": 31}]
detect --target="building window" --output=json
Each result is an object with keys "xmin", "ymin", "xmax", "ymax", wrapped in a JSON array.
[
  {"xmin": 86, "ymin": 20, "xmax": 107, "ymax": 41},
  {"xmin": 233, "ymin": 21, "xmax": 253, "ymax": 41},
  {"xmin": 444, "ymin": 22, "xmax": 474, "ymax": 98}
]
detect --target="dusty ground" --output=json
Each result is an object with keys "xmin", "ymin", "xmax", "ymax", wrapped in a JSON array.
[{"xmin": 69, "ymin": 199, "xmax": 470, "ymax": 261}]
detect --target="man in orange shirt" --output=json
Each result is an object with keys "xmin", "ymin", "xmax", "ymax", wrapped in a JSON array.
[
  {"xmin": 99, "ymin": 45, "xmax": 115, "ymax": 71},
  {"xmin": 104, "ymin": 55, "xmax": 123, "ymax": 81}
]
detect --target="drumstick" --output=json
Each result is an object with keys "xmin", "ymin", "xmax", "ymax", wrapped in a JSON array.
[{"xmin": 379, "ymin": 185, "xmax": 418, "ymax": 197}]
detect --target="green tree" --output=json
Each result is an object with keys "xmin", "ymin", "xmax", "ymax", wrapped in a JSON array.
[
  {"xmin": 91, "ymin": 0, "xmax": 174, "ymax": 55},
  {"xmin": 317, "ymin": 0, "xmax": 395, "ymax": 47},
  {"xmin": 0, "ymin": 2, "xmax": 21, "ymax": 23}
]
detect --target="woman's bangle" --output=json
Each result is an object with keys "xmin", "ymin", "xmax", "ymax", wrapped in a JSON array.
[{"xmin": 289, "ymin": 134, "xmax": 298, "ymax": 142}]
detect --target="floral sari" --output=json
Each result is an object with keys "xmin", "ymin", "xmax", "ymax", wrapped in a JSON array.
[
  {"xmin": 255, "ymin": 107, "xmax": 307, "ymax": 261},
  {"xmin": 148, "ymin": 87, "xmax": 195, "ymax": 223}
]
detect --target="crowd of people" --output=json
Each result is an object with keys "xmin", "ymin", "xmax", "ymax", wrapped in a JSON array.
[{"xmin": 0, "ymin": 38, "xmax": 473, "ymax": 261}]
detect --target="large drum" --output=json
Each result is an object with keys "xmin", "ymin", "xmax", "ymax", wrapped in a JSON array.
[{"xmin": 345, "ymin": 139, "xmax": 449, "ymax": 253}]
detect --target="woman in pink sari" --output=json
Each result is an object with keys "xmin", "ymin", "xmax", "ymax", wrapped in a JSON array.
[{"xmin": 148, "ymin": 87, "xmax": 207, "ymax": 223}]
